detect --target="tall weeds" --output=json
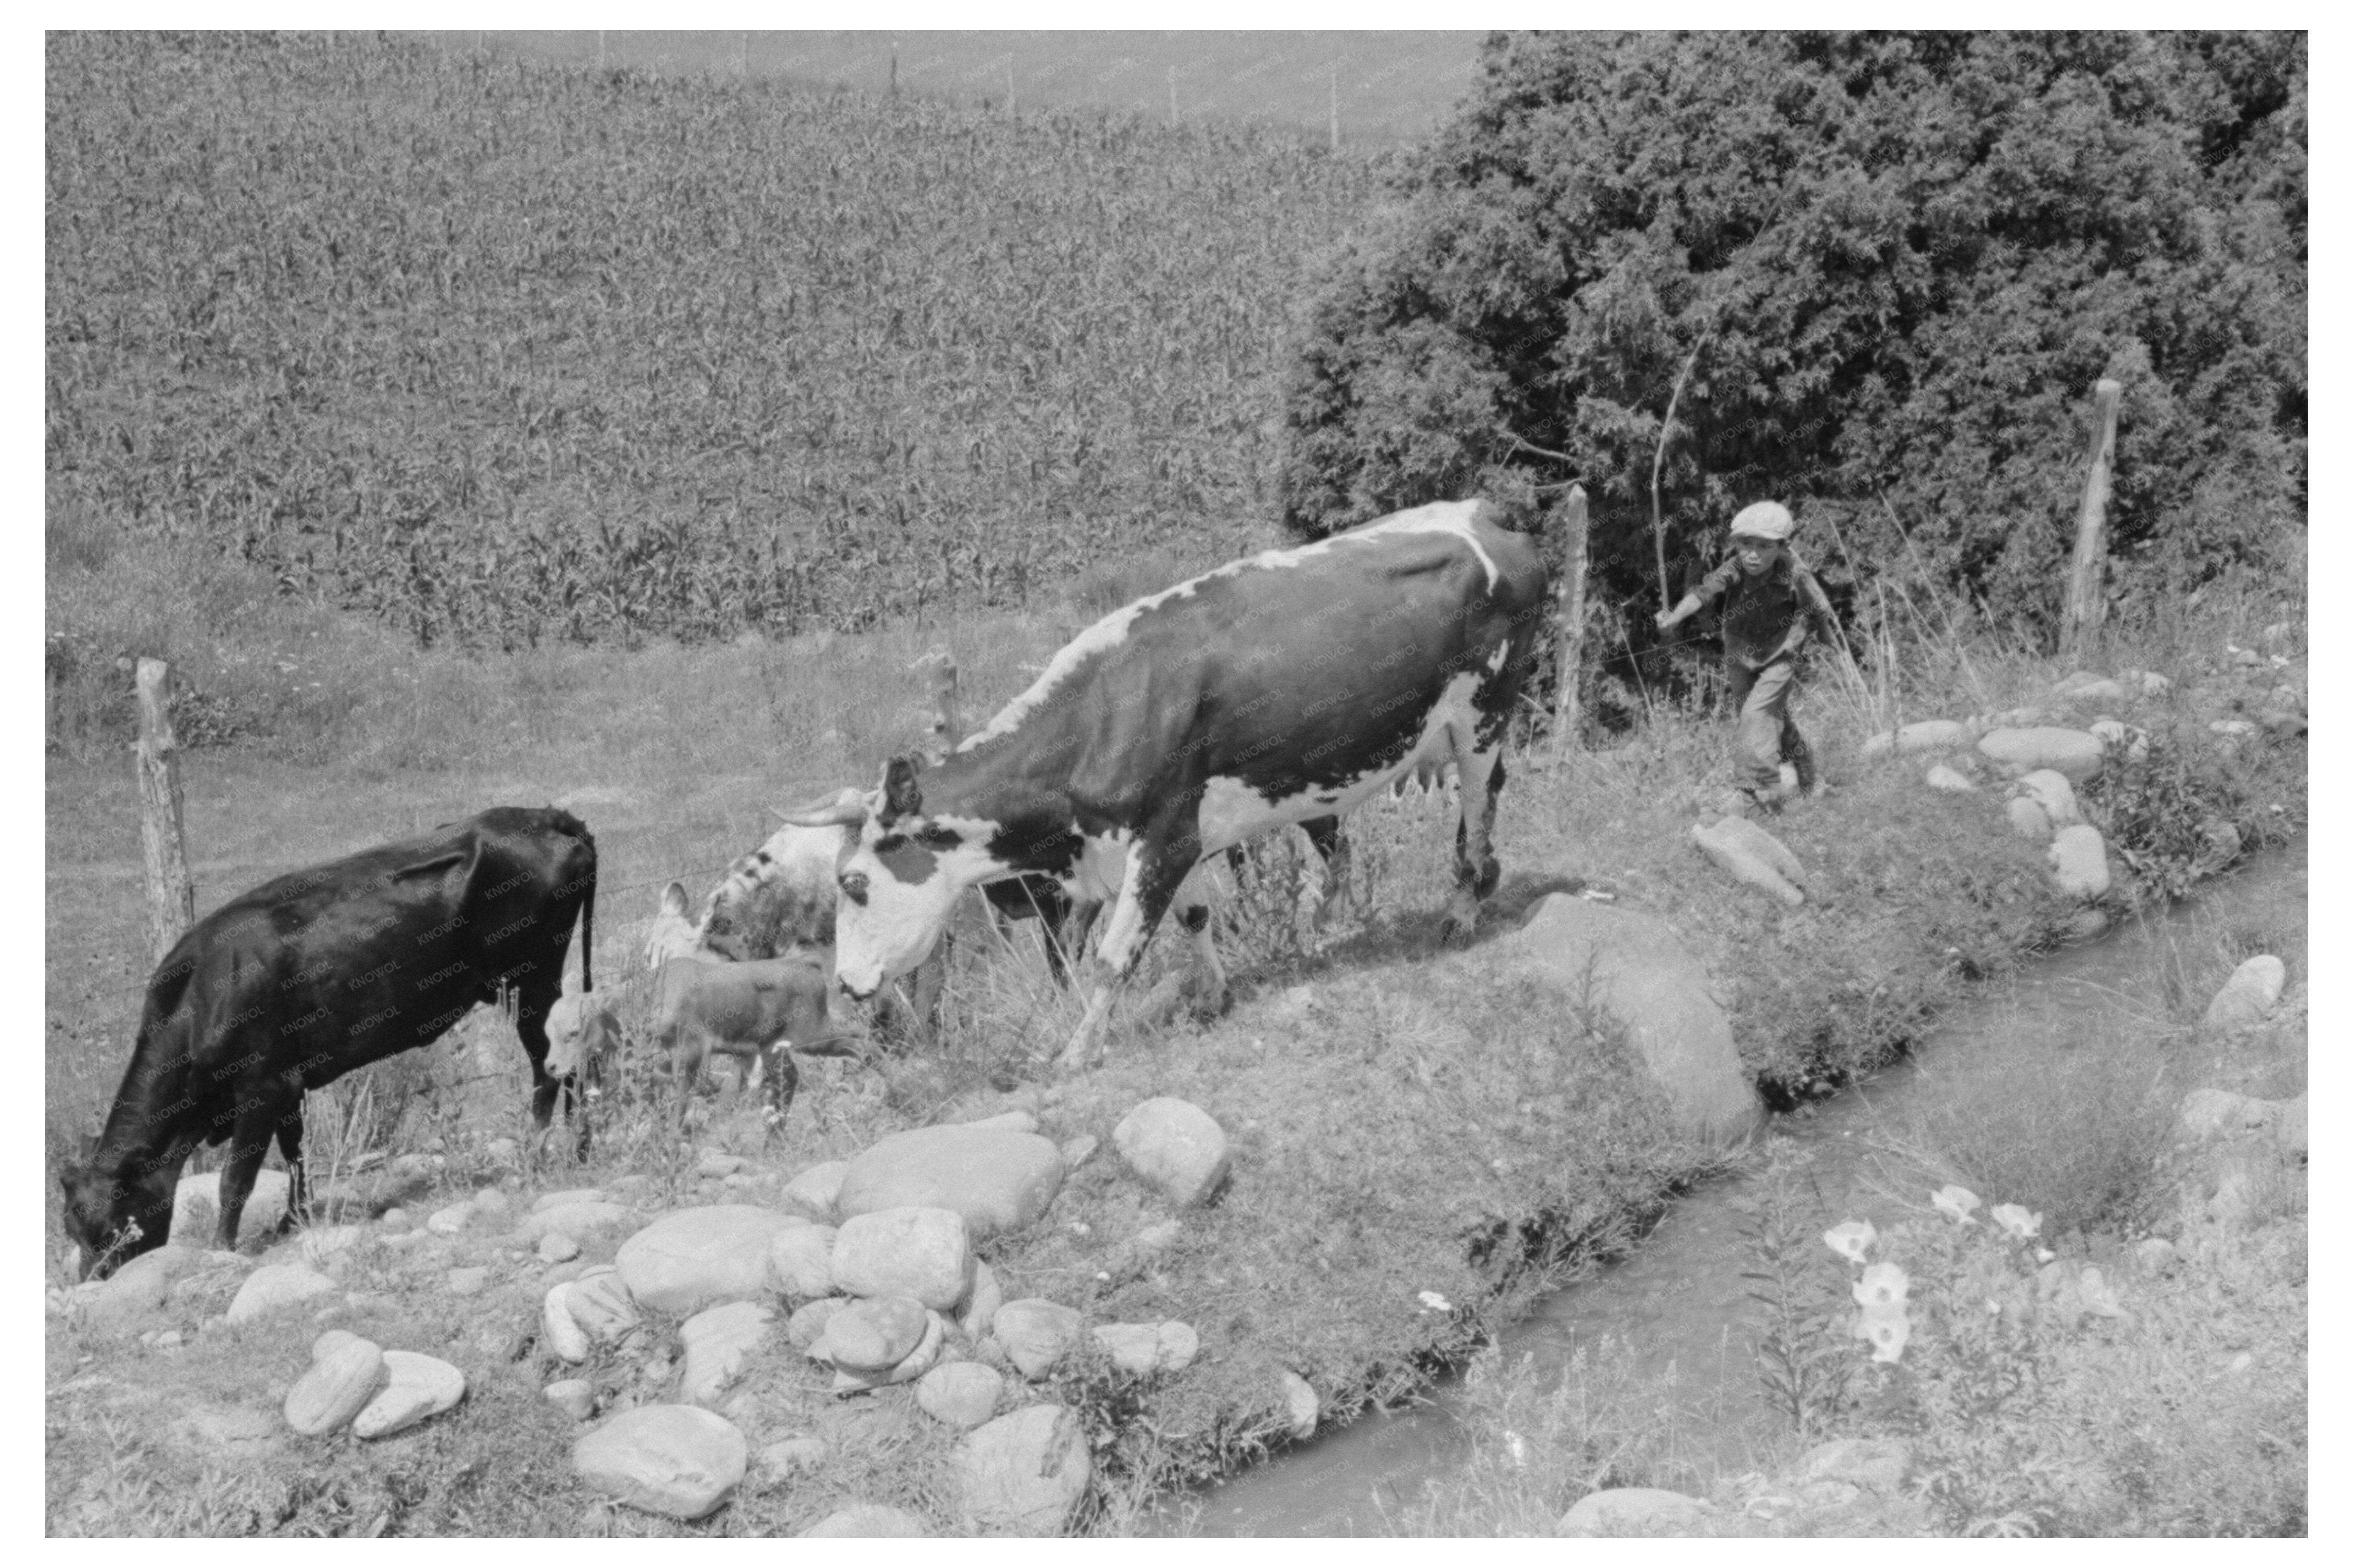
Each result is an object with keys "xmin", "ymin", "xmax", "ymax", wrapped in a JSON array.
[{"xmin": 1737, "ymin": 1162, "xmax": 1857, "ymax": 1437}]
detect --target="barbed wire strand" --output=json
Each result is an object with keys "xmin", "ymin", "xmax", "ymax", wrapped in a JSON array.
[
  {"xmin": 50, "ymin": 628, "xmax": 1785, "ymax": 1014},
  {"xmin": 49, "ymin": 857, "xmax": 751, "ymax": 1013}
]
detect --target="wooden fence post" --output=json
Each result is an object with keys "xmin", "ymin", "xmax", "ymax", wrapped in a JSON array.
[
  {"xmin": 920, "ymin": 651, "xmax": 962, "ymax": 760},
  {"xmin": 1553, "ymin": 484, "xmax": 1590, "ymax": 759},
  {"xmin": 2062, "ymin": 378, "xmax": 2123, "ymax": 661},
  {"xmin": 135, "ymin": 658, "xmax": 195, "ymax": 965}
]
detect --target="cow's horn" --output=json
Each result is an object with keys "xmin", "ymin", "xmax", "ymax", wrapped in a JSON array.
[{"xmin": 772, "ymin": 788, "xmax": 866, "ymax": 827}]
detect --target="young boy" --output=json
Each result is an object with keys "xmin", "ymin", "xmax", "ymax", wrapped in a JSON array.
[{"xmin": 1655, "ymin": 500, "xmax": 1839, "ymax": 810}]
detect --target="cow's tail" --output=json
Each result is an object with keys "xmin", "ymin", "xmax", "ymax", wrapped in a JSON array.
[
  {"xmin": 552, "ymin": 807, "xmax": 598, "ymax": 997},
  {"xmin": 579, "ymin": 862, "xmax": 597, "ymax": 996}
]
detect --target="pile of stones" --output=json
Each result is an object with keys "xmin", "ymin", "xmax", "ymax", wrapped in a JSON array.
[
  {"xmin": 1843, "ymin": 659, "xmax": 2299, "ymax": 918},
  {"xmin": 55, "ymin": 1082, "xmax": 1240, "ymax": 1536},
  {"xmin": 541, "ymin": 1095, "xmax": 1231, "ymax": 1531},
  {"xmin": 284, "ymin": 1331, "xmax": 466, "ymax": 1439}
]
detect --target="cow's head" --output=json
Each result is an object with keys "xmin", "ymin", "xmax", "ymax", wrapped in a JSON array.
[
  {"xmin": 643, "ymin": 882, "xmax": 708, "ymax": 969},
  {"xmin": 778, "ymin": 758, "xmax": 979, "ymax": 1002},
  {"xmin": 694, "ymin": 797, "xmax": 865, "ymax": 961},
  {"xmin": 544, "ymin": 991, "xmax": 621, "ymax": 1092},
  {"xmin": 57, "ymin": 1148, "xmax": 174, "ymax": 1281}
]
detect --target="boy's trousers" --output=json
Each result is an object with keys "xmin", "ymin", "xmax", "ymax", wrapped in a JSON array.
[{"xmin": 1722, "ymin": 655, "xmax": 1813, "ymax": 793}]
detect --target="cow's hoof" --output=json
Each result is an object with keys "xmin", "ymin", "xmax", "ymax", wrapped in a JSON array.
[
  {"xmin": 1182, "ymin": 983, "xmax": 1232, "ymax": 1024},
  {"xmin": 1437, "ymin": 901, "xmax": 1480, "ymax": 945}
]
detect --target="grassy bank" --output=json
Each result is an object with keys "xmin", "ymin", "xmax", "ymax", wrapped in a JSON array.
[
  {"xmin": 1398, "ymin": 864, "xmax": 2307, "ymax": 1537},
  {"xmin": 44, "ymin": 522, "xmax": 2304, "ymax": 1533}
]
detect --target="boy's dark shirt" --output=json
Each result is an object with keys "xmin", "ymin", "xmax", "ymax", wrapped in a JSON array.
[{"xmin": 1696, "ymin": 550, "xmax": 1837, "ymax": 670}]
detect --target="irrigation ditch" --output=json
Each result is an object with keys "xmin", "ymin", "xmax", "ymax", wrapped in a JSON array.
[{"xmin": 1161, "ymin": 846, "xmax": 2307, "ymax": 1536}]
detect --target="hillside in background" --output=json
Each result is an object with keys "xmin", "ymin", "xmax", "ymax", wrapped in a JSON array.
[
  {"xmin": 46, "ymin": 31, "xmax": 1388, "ymax": 648},
  {"xmin": 447, "ymin": 29, "xmax": 1486, "ymax": 147}
]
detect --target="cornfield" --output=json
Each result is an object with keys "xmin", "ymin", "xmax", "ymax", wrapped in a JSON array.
[{"xmin": 46, "ymin": 32, "xmax": 1388, "ymax": 647}]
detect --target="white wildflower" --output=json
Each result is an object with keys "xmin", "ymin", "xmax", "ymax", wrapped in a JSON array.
[
  {"xmin": 1853, "ymin": 1302, "xmax": 1912, "ymax": 1363},
  {"xmin": 1992, "ymin": 1203, "xmax": 2041, "ymax": 1240},
  {"xmin": 1823, "ymin": 1220, "xmax": 1877, "ymax": 1263},
  {"xmin": 1853, "ymin": 1262, "xmax": 1909, "ymax": 1308},
  {"xmin": 1931, "ymin": 1184, "xmax": 1982, "ymax": 1225}
]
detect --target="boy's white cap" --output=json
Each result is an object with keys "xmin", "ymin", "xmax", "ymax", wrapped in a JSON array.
[{"xmin": 1729, "ymin": 501, "xmax": 1795, "ymax": 541}]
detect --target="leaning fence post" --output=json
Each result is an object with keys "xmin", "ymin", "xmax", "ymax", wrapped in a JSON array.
[
  {"xmin": 920, "ymin": 651, "xmax": 962, "ymax": 760},
  {"xmin": 135, "ymin": 657, "xmax": 195, "ymax": 965},
  {"xmin": 2062, "ymin": 378, "xmax": 2123, "ymax": 661},
  {"xmin": 1553, "ymin": 483, "xmax": 1590, "ymax": 759}
]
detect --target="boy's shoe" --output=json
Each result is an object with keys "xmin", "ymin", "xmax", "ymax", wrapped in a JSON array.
[{"xmin": 1787, "ymin": 734, "xmax": 1818, "ymax": 796}]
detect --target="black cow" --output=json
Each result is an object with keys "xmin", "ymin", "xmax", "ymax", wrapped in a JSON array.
[{"xmin": 59, "ymin": 807, "xmax": 598, "ymax": 1278}]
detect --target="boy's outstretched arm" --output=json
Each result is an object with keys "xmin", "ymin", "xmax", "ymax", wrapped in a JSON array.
[
  {"xmin": 1655, "ymin": 591, "xmax": 1705, "ymax": 631},
  {"xmin": 1660, "ymin": 558, "xmax": 1738, "ymax": 629}
]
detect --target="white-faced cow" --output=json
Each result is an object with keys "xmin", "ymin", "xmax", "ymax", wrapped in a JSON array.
[
  {"xmin": 654, "ymin": 790, "xmax": 1097, "ymax": 1028},
  {"xmin": 650, "ymin": 791, "xmax": 866, "ymax": 967},
  {"xmin": 58, "ymin": 808, "xmax": 598, "ymax": 1278},
  {"xmin": 782, "ymin": 499, "xmax": 1547, "ymax": 1068}
]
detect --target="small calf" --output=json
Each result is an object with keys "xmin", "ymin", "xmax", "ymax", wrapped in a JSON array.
[
  {"xmin": 642, "ymin": 879, "xmax": 724, "ymax": 970},
  {"xmin": 653, "ymin": 952, "xmax": 866, "ymax": 1138},
  {"xmin": 545, "ymin": 989, "xmax": 626, "ymax": 1099}
]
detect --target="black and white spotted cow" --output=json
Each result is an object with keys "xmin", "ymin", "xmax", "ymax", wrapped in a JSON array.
[{"xmin": 782, "ymin": 499, "xmax": 1548, "ymax": 1068}]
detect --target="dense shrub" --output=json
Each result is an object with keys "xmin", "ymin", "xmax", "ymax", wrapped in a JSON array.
[{"xmin": 1281, "ymin": 31, "xmax": 2305, "ymax": 644}]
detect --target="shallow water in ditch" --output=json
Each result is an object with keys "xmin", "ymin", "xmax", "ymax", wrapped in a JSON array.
[{"xmin": 1159, "ymin": 848, "xmax": 2307, "ymax": 1536}]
